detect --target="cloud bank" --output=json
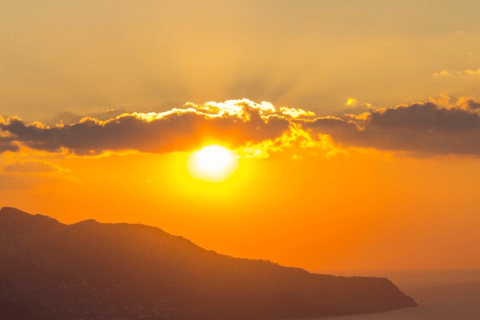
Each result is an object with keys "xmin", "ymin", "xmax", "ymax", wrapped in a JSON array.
[
  {"xmin": 301, "ymin": 101, "xmax": 480, "ymax": 155},
  {"xmin": 1, "ymin": 98, "xmax": 480, "ymax": 157},
  {"xmin": 0, "ymin": 100, "xmax": 294, "ymax": 155}
]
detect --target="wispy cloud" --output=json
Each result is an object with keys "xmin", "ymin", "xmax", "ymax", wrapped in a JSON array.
[
  {"xmin": 433, "ymin": 68, "xmax": 480, "ymax": 77},
  {"xmin": 2, "ymin": 161, "xmax": 68, "ymax": 174}
]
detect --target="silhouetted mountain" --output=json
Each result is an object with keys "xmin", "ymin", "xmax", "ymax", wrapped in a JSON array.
[
  {"xmin": 0, "ymin": 207, "xmax": 417, "ymax": 319},
  {"xmin": 0, "ymin": 276, "xmax": 45, "ymax": 320}
]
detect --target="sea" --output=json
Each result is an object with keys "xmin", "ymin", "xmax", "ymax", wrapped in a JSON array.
[{"xmin": 293, "ymin": 270, "xmax": 480, "ymax": 320}]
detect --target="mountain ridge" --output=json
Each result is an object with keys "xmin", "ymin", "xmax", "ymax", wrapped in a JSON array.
[{"xmin": 0, "ymin": 206, "xmax": 417, "ymax": 320}]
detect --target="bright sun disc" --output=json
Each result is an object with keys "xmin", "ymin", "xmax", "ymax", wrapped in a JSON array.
[{"xmin": 188, "ymin": 145, "xmax": 238, "ymax": 182}]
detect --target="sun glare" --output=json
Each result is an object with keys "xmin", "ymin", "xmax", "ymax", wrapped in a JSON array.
[{"xmin": 187, "ymin": 145, "xmax": 238, "ymax": 182}]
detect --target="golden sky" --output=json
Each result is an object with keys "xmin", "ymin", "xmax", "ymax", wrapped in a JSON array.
[{"xmin": 1, "ymin": 0, "xmax": 480, "ymax": 271}]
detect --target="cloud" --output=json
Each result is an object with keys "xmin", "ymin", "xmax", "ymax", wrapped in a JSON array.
[
  {"xmin": 241, "ymin": 126, "xmax": 341, "ymax": 159},
  {"xmin": 466, "ymin": 69, "xmax": 480, "ymax": 76},
  {"xmin": 456, "ymin": 97, "xmax": 480, "ymax": 110},
  {"xmin": 0, "ymin": 159, "xmax": 72, "ymax": 191},
  {"xmin": 345, "ymin": 98, "xmax": 358, "ymax": 107},
  {"xmin": 2, "ymin": 97, "xmax": 480, "ymax": 157},
  {"xmin": 0, "ymin": 142, "xmax": 19, "ymax": 153},
  {"xmin": 300, "ymin": 99, "xmax": 480, "ymax": 155},
  {"xmin": 0, "ymin": 100, "xmax": 295, "ymax": 156},
  {"xmin": 0, "ymin": 119, "xmax": 19, "ymax": 153},
  {"xmin": 433, "ymin": 68, "xmax": 480, "ymax": 77},
  {"xmin": 433, "ymin": 69, "xmax": 452, "ymax": 77},
  {"xmin": 2, "ymin": 161, "xmax": 64, "ymax": 174},
  {"xmin": 278, "ymin": 107, "xmax": 315, "ymax": 118}
]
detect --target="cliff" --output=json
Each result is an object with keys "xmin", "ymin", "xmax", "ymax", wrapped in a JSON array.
[{"xmin": 0, "ymin": 207, "xmax": 417, "ymax": 319}]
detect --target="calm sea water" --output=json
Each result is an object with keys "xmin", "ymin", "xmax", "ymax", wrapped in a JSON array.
[{"xmin": 294, "ymin": 270, "xmax": 480, "ymax": 320}]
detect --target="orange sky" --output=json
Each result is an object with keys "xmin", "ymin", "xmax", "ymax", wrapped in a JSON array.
[
  {"xmin": 1, "ymin": 99, "xmax": 480, "ymax": 271},
  {"xmin": 1, "ymin": 1, "xmax": 480, "ymax": 272}
]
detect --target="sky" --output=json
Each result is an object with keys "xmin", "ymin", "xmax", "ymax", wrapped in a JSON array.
[{"xmin": 1, "ymin": 0, "xmax": 479, "ymax": 271}]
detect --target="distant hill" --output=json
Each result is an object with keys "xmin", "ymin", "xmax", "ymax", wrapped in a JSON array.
[{"xmin": 0, "ymin": 207, "xmax": 417, "ymax": 320}]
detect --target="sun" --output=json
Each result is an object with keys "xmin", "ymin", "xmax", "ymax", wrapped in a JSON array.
[{"xmin": 187, "ymin": 145, "xmax": 239, "ymax": 182}]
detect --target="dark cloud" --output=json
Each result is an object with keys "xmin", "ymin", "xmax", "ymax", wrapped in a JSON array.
[
  {"xmin": 2, "ymin": 99, "xmax": 480, "ymax": 156},
  {"xmin": 301, "ymin": 102, "xmax": 480, "ymax": 155},
  {"xmin": 0, "ymin": 130, "xmax": 19, "ymax": 153},
  {"xmin": 0, "ymin": 102, "xmax": 291, "ymax": 155},
  {"xmin": 0, "ymin": 142, "xmax": 19, "ymax": 153},
  {"xmin": 369, "ymin": 103, "xmax": 480, "ymax": 133}
]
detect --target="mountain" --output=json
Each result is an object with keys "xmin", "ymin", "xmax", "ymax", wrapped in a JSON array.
[
  {"xmin": 0, "ymin": 276, "xmax": 45, "ymax": 320},
  {"xmin": 0, "ymin": 207, "xmax": 417, "ymax": 320}
]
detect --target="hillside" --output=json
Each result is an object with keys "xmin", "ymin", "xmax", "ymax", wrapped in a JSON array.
[{"xmin": 0, "ymin": 207, "xmax": 417, "ymax": 319}]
